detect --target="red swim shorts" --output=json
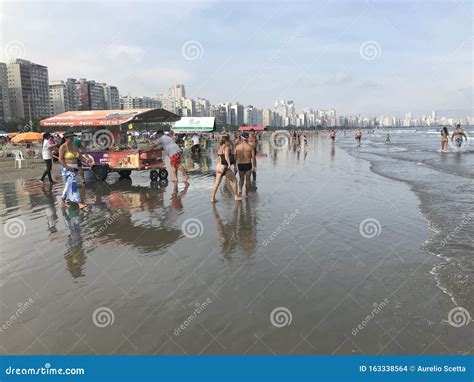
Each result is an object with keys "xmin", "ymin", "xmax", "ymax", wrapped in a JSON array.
[{"xmin": 169, "ymin": 152, "xmax": 182, "ymax": 167}]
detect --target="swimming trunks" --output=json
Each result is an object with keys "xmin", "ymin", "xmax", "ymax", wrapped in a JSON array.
[
  {"xmin": 455, "ymin": 137, "xmax": 463, "ymax": 147},
  {"xmin": 238, "ymin": 163, "xmax": 252, "ymax": 172},
  {"xmin": 169, "ymin": 151, "xmax": 182, "ymax": 167}
]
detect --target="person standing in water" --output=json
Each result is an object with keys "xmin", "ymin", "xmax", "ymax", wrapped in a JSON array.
[
  {"xmin": 40, "ymin": 132, "xmax": 55, "ymax": 184},
  {"xmin": 235, "ymin": 133, "xmax": 255, "ymax": 198},
  {"xmin": 329, "ymin": 129, "xmax": 336, "ymax": 143},
  {"xmin": 210, "ymin": 135, "xmax": 242, "ymax": 203},
  {"xmin": 59, "ymin": 132, "xmax": 86, "ymax": 209},
  {"xmin": 355, "ymin": 128, "xmax": 362, "ymax": 146},
  {"xmin": 248, "ymin": 129, "xmax": 258, "ymax": 182},
  {"xmin": 149, "ymin": 129, "xmax": 189, "ymax": 183},
  {"xmin": 441, "ymin": 126, "xmax": 449, "ymax": 152},
  {"xmin": 451, "ymin": 123, "xmax": 467, "ymax": 150}
]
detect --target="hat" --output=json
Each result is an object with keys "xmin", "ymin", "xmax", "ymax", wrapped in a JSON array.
[
  {"xmin": 63, "ymin": 131, "xmax": 75, "ymax": 138},
  {"xmin": 242, "ymin": 132, "xmax": 249, "ymax": 140}
]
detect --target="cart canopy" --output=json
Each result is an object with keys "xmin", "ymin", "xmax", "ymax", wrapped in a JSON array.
[
  {"xmin": 172, "ymin": 117, "xmax": 215, "ymax": 133},
  {"xmin": 40, "ymin": 108, "xmax": 180, "ymax": 128},
  {"xmin": 239, "ymin": 125, "xmax": 266, "ymax": 131}
]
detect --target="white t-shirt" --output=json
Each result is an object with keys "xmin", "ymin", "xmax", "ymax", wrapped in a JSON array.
[
  {"xmin": 155, "ymin": 135, "xmax": 181, "ymax": 156},
  {"xmin": 192, "ymin": 135, "xmax": 200, "ymax": 145},
  {"xmin": 42, "ymin": 140, "xmax": 52, "ymax": 160}
]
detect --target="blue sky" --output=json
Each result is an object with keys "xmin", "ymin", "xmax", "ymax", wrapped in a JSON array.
[{"xmin": 1, "ymin": 0, "xmax": 472, "ymax": 116}]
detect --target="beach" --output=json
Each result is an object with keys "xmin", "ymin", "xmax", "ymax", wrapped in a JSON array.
[{"xmin": 0, "ymin": 133, "xmax": 471, "ymax": 355}]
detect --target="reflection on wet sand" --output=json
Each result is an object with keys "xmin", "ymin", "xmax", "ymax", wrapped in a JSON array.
[{"xmin": 211, "ymin": 201, "xmax": 258, "ymax": 259}]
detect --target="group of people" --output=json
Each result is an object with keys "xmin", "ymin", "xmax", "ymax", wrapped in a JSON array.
[
  {"xmin": 440, "ymin": 124, "xmax": 468, "ymax": 152},
  {"xmin": 210, "ymin": 130, "xmax": 259, "ymax": 203}
]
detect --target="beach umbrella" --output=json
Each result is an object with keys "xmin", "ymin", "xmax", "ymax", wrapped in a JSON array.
[{"xmin": 11, "ymin": 132, "xmax": 44, "ymax": 143}]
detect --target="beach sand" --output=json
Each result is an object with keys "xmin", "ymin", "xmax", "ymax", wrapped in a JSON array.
[{"xmin": 0, "ymin": 136, "xmax": 470, "ymax": 355}]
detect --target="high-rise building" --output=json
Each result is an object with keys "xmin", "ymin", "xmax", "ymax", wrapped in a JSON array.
[
  {"xmin": 75, "ymin": 79, "xmax": 106, "ymax": 110},
  {"xmin": 7, "ymin": 59, "xmax": 50, "ymax": 121},
  {"xmin": 230, "ymin": 103, "xmax": 244, "ymax": 126},
  {"xmin": 120, "ymin": 95, "xmax": 160, "ymax": 110},
  {"xmin": 196, "ymin": 98, "xmax": 210, "ymax": 117},
  {"xmin": 49, "ymin": 79, "xmax": 80, "ymax": 115},
  {"xmin": 100, "ymin": 84, "xmax": 120, "ymax": 109},
  {"xmin": 0, "ymin": 63, "xmax": 12, "ymax": 122},
  {"xmin": 169, "ymin": 84, "xmax": 186, "ymax": 101}
]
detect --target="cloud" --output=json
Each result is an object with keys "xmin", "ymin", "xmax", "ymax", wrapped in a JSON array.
[{"xmin": 103, "ymin": 44, "xmax": 145, "ymax": 63}]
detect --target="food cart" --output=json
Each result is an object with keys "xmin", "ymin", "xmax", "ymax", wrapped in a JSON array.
[
  {"xmin": 172, "ymin": 117, "xmax": 216, "ymax": 151},
  {"xmin": 40, "ymin": 108, "xmax": 181, "ymax": 181}
]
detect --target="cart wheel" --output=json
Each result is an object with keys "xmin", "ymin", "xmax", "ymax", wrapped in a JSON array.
[
  {"xmin": 150, "ymin": 170, "xmax": 159, "ymax": 181},
  {"xmin": 118, "ymin": 170, "xmax": 132, "ymax": 178},
  {"xmin": 150, "ymin": 180, "xmax": 159, "ymax": 189},
  {"xmin": 92, "ymin": 166, "xmax": 108, "ymax": 181},
  {"xmin": 159, "ymin": 179, "xmax": 169, "ymax": 188},
  {"xmin": 158, "ymin": 169, "xmax": 168, "ymax": 180}
]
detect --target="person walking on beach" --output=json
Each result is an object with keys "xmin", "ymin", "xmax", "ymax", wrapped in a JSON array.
[
  {"xmin": 451, "ymin": 124, "xmax": 467, "ymax": 150},
  {"xmin": 211, "ymin": 135, "xmax": 242, "ymax": 203},
  {"xmin": 441, "ymin": 126, "xmax": 449, "ymax": 152},
  {"xmin": 355, "ymin": 128, "xmax": 362, "ymax": 146},
  {"xmin": 191, "ymin": 133, "xmax": 201, "ymax": 155},
  {"xmin": 40, "ymin": 132, "xmax": 56, "ymax": 184},
  {"xmin": 235, "ymin": 133, "xmax": 255, "ymax": 198},
  {"xmin": 59, "ymin": 132, "xmax": 86, "ymax": 209},
  {"xmin": 329, "ymin": 129, "xmax": 336, "ymax": 143},
  {"xmin": 149, "ymin": 130, "xmax": 189, "ymax": 183}
]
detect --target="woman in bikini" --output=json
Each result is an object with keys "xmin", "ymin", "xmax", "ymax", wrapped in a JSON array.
[
  {"xmin": 211, "ymin": 135, "xmax": 242, "ymax": 203},
  {"xmin": 441, "ymin": 126, "xmax": 449, "ymax": 152},
  {"xmin": 59, "ymin": 132, "xmax": 86, "ymax": 209}
]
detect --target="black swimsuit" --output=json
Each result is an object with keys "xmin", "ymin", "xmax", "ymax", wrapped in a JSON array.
[{"xmin": 219, "ymin": 153, "xmax": 229, "ymax": 175}]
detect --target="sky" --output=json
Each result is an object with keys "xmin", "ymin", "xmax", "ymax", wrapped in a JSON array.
[{"xmin": 1, "ymin": 0, "xmax": 472, "ymax": 117}]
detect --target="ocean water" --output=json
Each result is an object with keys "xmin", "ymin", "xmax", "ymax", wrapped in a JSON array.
[{"xmin": 338, "ymin": 127, "xmax": 473, "ymax": 314}]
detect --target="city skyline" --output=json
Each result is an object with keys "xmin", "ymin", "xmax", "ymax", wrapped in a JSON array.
[{"xmin": 1, "ymin": 1, "xmax": 472, "ymax": 117}]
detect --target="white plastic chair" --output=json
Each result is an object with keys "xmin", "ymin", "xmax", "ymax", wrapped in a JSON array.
[{"xmin": 12, "ymin": 150, "xmax": 27, "ymax": 169}]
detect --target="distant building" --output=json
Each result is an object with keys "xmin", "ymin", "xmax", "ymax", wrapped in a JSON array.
[
  {"xmin": 7, "ymin": 59, "xmax": 50, "ymax": 121},
  {"xmin": 169, "ymin": 84, "xmax": 186, "ymax": 101},
  {"xmin": 49, "ymin": 79, "xmax": 80, "ymax": 115},
  {"xmin": 196, "ymin": 98, "xmax": 210, "ymax": 117},
  {"xmin": 100, "ymin": 84, "xmax": 120, "ymax": 109},
  {"xmin": 75, "ymin": 79, "xmax": 106, "ymax": 110},
  {"xmin": 120, "ymin": 95, "xmax": 160, "ymax": 110},
  {"xmin": 0, "ymin": 63, "xmax": 12, "ymax": 122},
  {"xmin": 230, "ymin": 103, "xmax": 244, "ymax": 126}
]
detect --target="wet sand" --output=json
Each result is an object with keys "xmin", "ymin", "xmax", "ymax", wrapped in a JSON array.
[{"xmin": 0, "ymin": 137, "xmax": 471, "ymax": 355}]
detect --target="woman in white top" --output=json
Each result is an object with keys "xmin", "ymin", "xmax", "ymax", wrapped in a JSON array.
[{"xmin": 40, "ymin": 132, "xmax": 55, "ymax": 183}]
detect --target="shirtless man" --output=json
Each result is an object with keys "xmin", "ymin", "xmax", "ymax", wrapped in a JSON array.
[
  {"xmin": 235, "ymin": 133, "xmax": 255, "ymax": 198},
  {"xmin": 451, "ymin": 123, "xmax": 468, "ymax": 150},
  {"xmin": 248, "ymin": 129, "xmax": 258, "ymax": 181}
]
